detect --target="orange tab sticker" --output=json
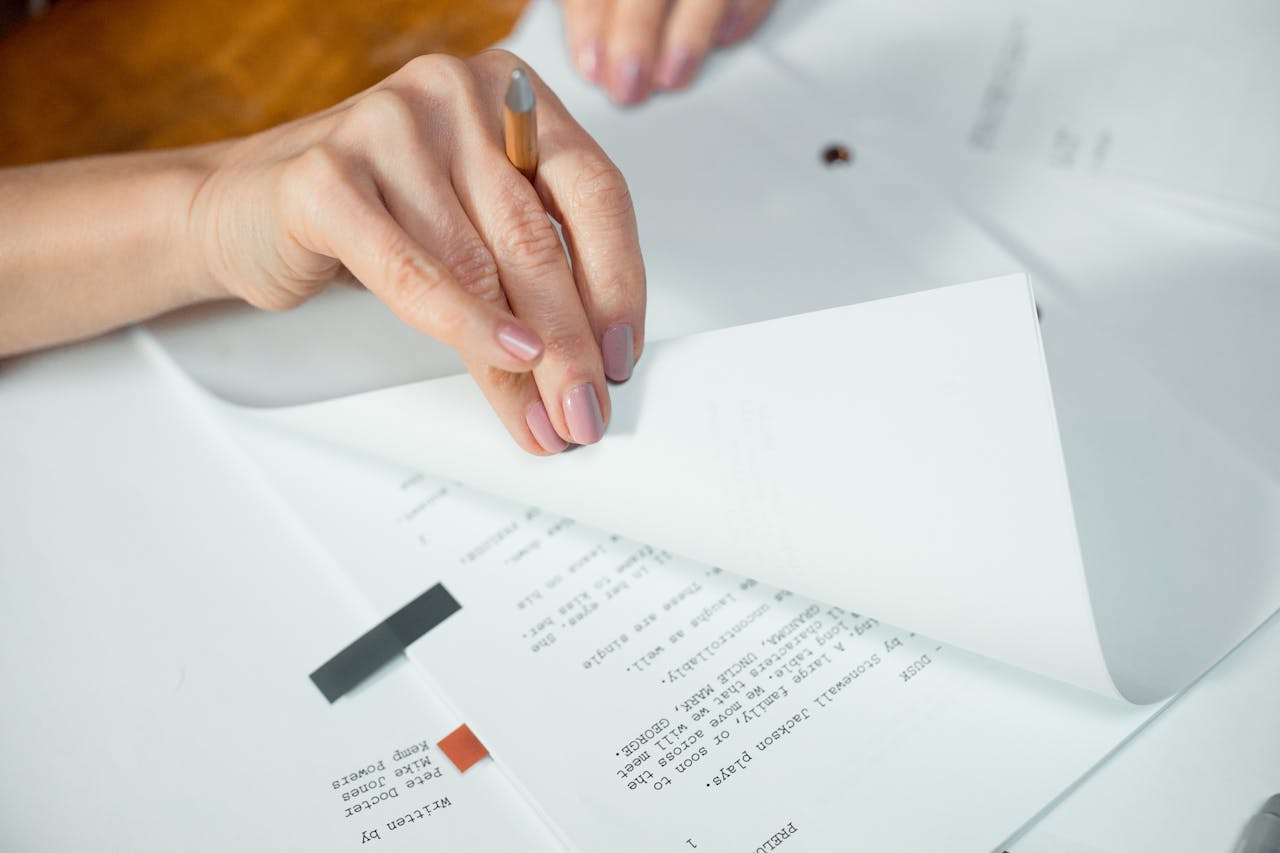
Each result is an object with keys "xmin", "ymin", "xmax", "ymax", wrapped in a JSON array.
[{"xmin": 437, "ymin": 724, "xmax": 489, "ymax": 773}]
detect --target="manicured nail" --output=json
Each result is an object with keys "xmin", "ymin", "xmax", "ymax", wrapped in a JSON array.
[
  {"xmin": 655, "ymin": 47, "xmax": 697, "ymax": 90},
  {"xmin": 602, "ymin": 324, "xmax": 635, "ymax": 382},
  {"xmin": 577, "ymin": 39, "xmax": 604, "ymax": 83},
  {"xmin": 716, "ymin": 9, "xmax": 744, "ymax": 45},
  {"xmin": 497, "ymin": 323, "xmax": 543, "ymax": 362},
  {"xmin": 564, "ymin": 383, "xmax": 605, "ymax": 445},
  {"xmin": 525, "ymin": 400, "xmax": 568, "ymax": 454},
  {"xmin": 612, "ymin": 57, "xmax": 645, "ymax": 105}
]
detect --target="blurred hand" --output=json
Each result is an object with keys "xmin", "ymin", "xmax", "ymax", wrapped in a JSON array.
[
  {"xmin": 190, "ymin": 49, "xmax": 645, "ymax": 454},
  {"xmin": 562, "ymin": 0, "xmax": 775, "ymax": 104}
]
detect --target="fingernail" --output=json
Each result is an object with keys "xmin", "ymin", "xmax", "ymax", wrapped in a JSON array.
[
  {"xmin": 577, "ymin": 39, "xmax": 603, "ymax": 82},
  {"xmin": 716, "ymin": 9, "xmax": 744, "ymax": 45},
  {"xmin": 497, "ymin": 323, "xmax": 543, "ymax": 362},
  {"xmin": 525, "ymin": 400, "xmax": 569, "ymax": 454},
  {"xmin": 612, "ymin": 57, "xmax": 645, "ymax": 105},
  {"xmin": 655, "ymin": 47, "xmax": 697, "ymax": 90},
  {"xmin": 564, "ymin": 383, "xmax": 605, "ymax": 445},
  {"xmin": 602, "ymin": 324, "xmax": 635, "ymax": 382}
]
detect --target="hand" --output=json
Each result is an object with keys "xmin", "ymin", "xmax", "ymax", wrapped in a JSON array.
[
  {"xmin": 189, "ymin": 50, "xmax": 646, "ymax": 454},
  {"xmin": 562, "ymin": 0, "xmax": 775, "ymax": 104}
]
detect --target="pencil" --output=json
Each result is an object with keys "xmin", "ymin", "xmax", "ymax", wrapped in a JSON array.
[{"xmin": 504, "ymin": 67, "xmax": 538, "ymax": 181}]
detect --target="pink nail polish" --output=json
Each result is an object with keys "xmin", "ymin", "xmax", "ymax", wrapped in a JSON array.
[
  {"xmin": 525, "ymin": 400, "xmax": 568, "ymax": 453},
  {"xmin": 577, "ymin": 39, "xmax": 603, "ymax": 82},
  {"xmin": 602, "ymin": 324, "xmax": 634, "ymax": 382},
  {"xmin": 655, "ymin": 47, "xmax": 697, "ymax": 90},
  {"xmin": 497, "ymin": 323, "xmax": 543, "ymax": 362},
  {"xmin": 564, "ymin": 383, "xmax": 605, "ymax": 445},
  {"xmin": 613, "ymin": 57, "xmax": 645, "ymax": 105}
]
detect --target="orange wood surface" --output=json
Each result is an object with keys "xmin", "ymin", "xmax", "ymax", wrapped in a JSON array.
[{"xmin": 0, "ymin": 0, "xmax": 528, "ymax": 166}]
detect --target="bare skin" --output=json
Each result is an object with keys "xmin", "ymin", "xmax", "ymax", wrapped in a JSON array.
[
  {"xmin": 0, "ymin": 51, "xmax": 645, "ymax": 455},
  {"xmin": 562, "ymin": 0, "xmax": 775, "ymax": 104}
]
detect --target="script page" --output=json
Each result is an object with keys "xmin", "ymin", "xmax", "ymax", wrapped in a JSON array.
[{"xmin": 229, "ymin": 413, "xmax": 1156, "ymax": 853}]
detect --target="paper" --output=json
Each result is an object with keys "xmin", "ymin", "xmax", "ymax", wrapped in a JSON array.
[
  {"xmin": 757, "ymin": 0, "xmax": 1280, "ymax": 232},
  {"xmin": 136, "ymin": 1, "xmax": 1280, "ymax": 847},
  {"xmin": 228, "ymin": 399, "xmax": 1155, "ymax": 853},
  {"xmin": 242, "ymin": 257, "xmax": 1280, "ymax": 708},
  {"xmin": 152, "ymin": 0, "xmax": 1280, "ymax": 706},
  {"xmin": 1012, "ymin": 609, "xmax": 1280, "ymax": 853},
  {"xmin": 254, "ymin": 274, "xmax": 1125, "ymax": 696},
  {"xmin": 0, "ymin": 331, "xmax": 564, "ymax": 853},
  {"xmin": 845, "ymin": 122, "xmax": 1280, "ymax": 703}
]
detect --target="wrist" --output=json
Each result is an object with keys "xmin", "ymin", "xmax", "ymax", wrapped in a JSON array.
[{"xmin": 171, "ymin": 140, "xmax": 235, "ymax": 304}]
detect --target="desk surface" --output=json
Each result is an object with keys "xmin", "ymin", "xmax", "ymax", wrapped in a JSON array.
[
  {"xmin": 3, "ymin": 2, "xmax": 1277, "ymax": 848},
  {"xmin": 0, "ymin": 0, "xmax": 527, "ymax": 167}
]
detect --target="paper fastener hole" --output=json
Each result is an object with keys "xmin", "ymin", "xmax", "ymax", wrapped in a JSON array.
[{"xmin": 821, "ymin": 143, "xmax": 854, "ymax": 167}]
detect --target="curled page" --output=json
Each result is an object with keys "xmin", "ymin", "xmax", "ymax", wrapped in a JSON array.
[
  {"xmin": 249, "ymin": 275, "xmax": 1120, "ymax": 697},
  {"xmin": 226, "ymin": 272, "xmax": 1280, "ymax": 705}
]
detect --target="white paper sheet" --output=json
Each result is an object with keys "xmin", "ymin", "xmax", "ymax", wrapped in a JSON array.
[
  {"xmin": 849, "ymin": 120, "xmax": 1280, "ymax": 704},
  {"xmin": 226, "ymin": 402, "xmax": 1157, "ymax": 853},
  {"xmin": 0, "ymin": 330, "xmax": 563, "ymax": 853},
  {"xmin": 253, "ymin": 274, "xmax": 1128, "ymax": 698},
  {"xmin": 757, "ymin": 0, "xmax": 1280, "ymax": 232}
]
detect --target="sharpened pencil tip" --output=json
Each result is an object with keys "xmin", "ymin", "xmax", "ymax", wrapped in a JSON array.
[{"xmin": 506, "ymin": 68, "xmax": 535, "ymax": 113}]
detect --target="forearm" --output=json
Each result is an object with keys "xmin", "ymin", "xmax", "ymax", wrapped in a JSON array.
[{"xmin": 0, "ymin": 145, "xmax": 228, "ymax": 357}]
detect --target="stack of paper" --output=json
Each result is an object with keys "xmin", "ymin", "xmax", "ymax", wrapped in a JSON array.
[{"xmin": 135, "ymin": 1, "xmax": 1280, "ymax": 851}]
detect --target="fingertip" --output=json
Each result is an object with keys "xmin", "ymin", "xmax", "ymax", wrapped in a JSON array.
[
  {"xmin": 654, "ymin": 46, "xmax": 700, "ymax": 91},
  {"xmin": 610, "ymin": 57, "xmax": 649, "ymax": 106},
  {"xmin": 564, "ymin": 382, "xmax": 607, "ymax": 445},
  {"xmin": 562, "ymin": 0, "xmax": 608, "ymax": 84},
  {"xmin": 602, "ymin": 323, "xmax": 635, "ymax": 383},
  {"xmin": 576, "ymin": 38, "xmax": 604, "ymax": 83},
  {"xmin": 526, "ymin": 399, "xmax": 570, "ymax": 454}
]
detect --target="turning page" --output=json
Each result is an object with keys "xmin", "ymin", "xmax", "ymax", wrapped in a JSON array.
[{"xmin": 256, "ymin": 275, "xmax": 1122, "ymax": 697}]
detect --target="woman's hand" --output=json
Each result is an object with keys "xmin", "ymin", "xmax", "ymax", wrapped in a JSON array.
[
  {"xmin": 562, "ymin": 0, "xmax": 775, "ymax": 104},
  {"xmin": 191, "ymin": 49, "xmax": 645, "ymax": 454}
]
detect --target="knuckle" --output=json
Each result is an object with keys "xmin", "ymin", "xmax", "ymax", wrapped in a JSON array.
[
  {"xmin": 441, "ymin": 241, "xmax": 501, "ymax": 301},
  {"xmin": 475, "ymin": 47, "xmax": 518, "ymax": 67},
  {"xmin": 400, "ymin": 53, "xmax": 472, "ymax": 98},
  {"xmin": 471, "ymin": 48, "xmax": 521, "ymax": 80},
  {"xmin": 382, "ymin": 240, "xmax": 452, "ymax": 328},
  {"xmin": 292, "ymin": 143, "xmax": 347, "ymax": 189},
  {"xmin": 494, "ymin": 190, "xmax": 563, "ymax": 269},
  {"xmin": 384, "ymin": 242, "xmax": 428, "ymax": 301},
  {"xmin": 346, "ymin": 88, "xmax": 416, "ymax": 137},
  {"xmin": 571, "ymin": 158, "xmax": 633, "ymax": 218},
  {"xmin": 284, "ymin": 144, "xmax": 353, "ymax": 215}
]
